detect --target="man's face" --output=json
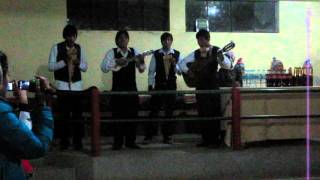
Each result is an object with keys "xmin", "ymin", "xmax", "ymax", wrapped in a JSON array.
[
  {"xmin": 117, "ymin": 34, "xmax": 129, "ymax": 49},
  {"xmin": 65, "ymin": 35, "xmax": 77, "ymax": 46},
  {"xmin": 197, "ymin": 36, "xmax": 210, "ymax": 48},
  {"xmin": 161, "ymin": 37, "xmax": 173, "ymax": 50}
]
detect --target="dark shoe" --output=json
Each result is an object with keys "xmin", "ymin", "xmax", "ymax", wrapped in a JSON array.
[
  {"xmin": 163, "ymin": 137, "xmax": 173, "ymax": 144},
  {"xmin": 142, "ymin": 136, "xmax": 153, "ymax": 145},
  {"xmin": 207, "ymin": 143, "xmax": 220, "ymax": 149},
  {"xmin": 73, "ymin": 143, "xmax": 83, "ymax": 150},
  {"xmin": 60, "ymin": 145, "xmax": 69, "ymax": 150},
  {"xmin": 73, "ymin": 139, "xmax": 83, "ymax": 150},
  {"xmin": 126, "ymin": 144, "xmax": 141, "ymax": 149},
  {"xmin": 196, "ymin": 142, "xmax": 209, "ymax": 147},
  {"xmin": 60, "ymin": 139, "xmax": 70, "ymax": 150},
  {"xmin": 112, "ymin": 145, "xmax": 122, "ymax": 150}
]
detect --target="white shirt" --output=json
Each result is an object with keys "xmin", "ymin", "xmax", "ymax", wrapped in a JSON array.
[
  {"xmin": 148, "ymin": 48, "xmax": 183, "ymax": 86},
  {"xmin": 100, "ymin": 47, "xmax": 146, "ymax": 73},
  {"xmin": 178, "ymin": 46, "xmax": 232, "ymax": 73},
  {"xmin": 48, "ymin": 43, "xmax": 88, "ymax": 91},
  {"xmin": 19, "ymin": 111, "xmax": 32, "ymax": 130}
]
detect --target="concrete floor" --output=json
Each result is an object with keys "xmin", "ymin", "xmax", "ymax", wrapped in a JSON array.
[{"xmin": 31, "ymin": 135, "xmax": 320, "ymax": 180}]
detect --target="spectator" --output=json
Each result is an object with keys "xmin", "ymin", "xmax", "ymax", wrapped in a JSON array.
[{"xmin": 0, "ymin": 51, "xmax": 54, "ymax": 180}]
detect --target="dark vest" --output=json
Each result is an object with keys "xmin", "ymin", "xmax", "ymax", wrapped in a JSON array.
[
  {"xmin": 194, "ymin": 46, "xmax": 219, "ymax": 90},
  {"xmin": 112, "ymin": 48, "xmax": 137, "ymax": 91},
  {"xmin": 154, "ymin": 49, "xmax": 180, "ymax": 90},
  {"xmin": 55, "ymin": 42, "xmax": 81, "ymax": 82}
]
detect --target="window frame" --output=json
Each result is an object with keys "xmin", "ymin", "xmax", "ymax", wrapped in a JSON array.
[
  {"xmin": 66, "ymin": 0, "xmax": 170, "ymax": 31},
  {"xmin": 185, "ymin": 0, "xmax": 279, "ymax": 33}
]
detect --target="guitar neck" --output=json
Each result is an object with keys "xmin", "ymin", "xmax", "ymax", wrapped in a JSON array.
[
  {"xmin": 125, "ymin": 51, "xmax": 153, "ymax": 63},
  {"xmin": 126, "ymin": 55, "xmax": 139, "ymax": 63}
]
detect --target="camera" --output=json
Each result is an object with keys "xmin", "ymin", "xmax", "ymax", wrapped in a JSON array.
[
  {"xmin": 18, "ymin": 80, "xmax": 37, "ymax": 92},
  {"xmin": 6, "ymin": 81, "xmax": 14, "ymax": 91}
]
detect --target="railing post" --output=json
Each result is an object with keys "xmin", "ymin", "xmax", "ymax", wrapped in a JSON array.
[
  {"xmin": 90, "ymin": 87, "xmax": 101, "ymax": 156},
  {"xmin": 232, "ymin": 84, "xmax": 241, "ymax": 150}
]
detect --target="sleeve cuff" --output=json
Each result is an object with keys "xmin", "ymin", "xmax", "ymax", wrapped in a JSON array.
[{"xmin": 19, "ymin": 111, "xmax": 32, "ymax": 130}]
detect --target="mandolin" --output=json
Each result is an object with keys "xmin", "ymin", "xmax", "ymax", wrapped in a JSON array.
[
  {"xmin": 111, "ymin": 50, "xmax": 154, "ymax": 72},
  {"xmin": 182, "ymin": 41, "xmax": 235, "ymax": 87}
]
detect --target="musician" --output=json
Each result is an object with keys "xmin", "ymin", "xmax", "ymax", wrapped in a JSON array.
[
  {"xmin": 100, "ymin": 30, "xmax": 146, "ymax": 150},
  {"xmin": 48, "ymin": 24, "xmax": 88, "ymax": 150},
  {"xmin": 144, "ymin": 32, "xmax": 182, "ymax": 144},
  {"xmin": 179, "ymin": 29, "xmax": 232, "ymax": 148}
]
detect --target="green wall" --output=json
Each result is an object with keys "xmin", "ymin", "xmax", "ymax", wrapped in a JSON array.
[{"xmin": 0, "ymin": 0, "xmax": 319, "ymax": 90}]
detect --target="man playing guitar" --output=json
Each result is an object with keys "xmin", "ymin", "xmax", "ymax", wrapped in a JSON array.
[
  {"xmin": 178, "ymin": 29, "xmax": 232, "ymax": 148},
  {"xmin": 100, "ymin": 30, "xmax": 146, "ymax": 150}
]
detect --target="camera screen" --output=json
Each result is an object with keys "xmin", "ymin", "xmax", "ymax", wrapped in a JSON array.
[
  {"xmin": 19, "ymin": 80, "xmax": 30, "ymax": 90},
  {"xmin": 7, "ymin": 82, "xmax": 13, "ymax": 91}
]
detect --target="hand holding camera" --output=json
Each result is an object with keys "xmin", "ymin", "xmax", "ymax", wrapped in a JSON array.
[
  {"xmin": 7, "ymin": 76, "xmax": 54, "ymax": 105},
  {"xmin": 6, "ymin": 80, "xmax": 35, "ymax": 104},
  {"xmin": 35, "ymin": 75, "xmax": 52, "ymax": 92}
]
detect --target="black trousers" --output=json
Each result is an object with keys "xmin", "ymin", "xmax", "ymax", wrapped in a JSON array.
[
  {"xmin": 196, "ymin": 92, "xmax": 221, "ymax": 145},
  {"xmin": 111, "ymin": 94, "xmax": 139, "ymax": 147},
  {"xmin": 56, "ymin": 92, "xmax": 84, "ymax": 145},
  {"xmin": 144, "ymin": 83, "xmax": 176, "ymax": 139}
]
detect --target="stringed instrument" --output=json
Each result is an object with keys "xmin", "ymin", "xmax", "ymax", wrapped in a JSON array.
[
  {"xmin": 111, "ymin": 50, "xmax": 154, "ymax": 72},
  {"xmin": 66, "ymin": 46, "xmax": 78, "ymax": 85},
  {"xmin": 163, "ymin": 54, "xmax": 177, "ymax": 80},
  {"xmin": 182, "ymin": 41, "xmax": 235, "ymax": 87}
]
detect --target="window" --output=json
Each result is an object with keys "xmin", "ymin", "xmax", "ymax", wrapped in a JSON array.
[
  {"xmin": 186, "ymin": 0, "xmax": 278, "ymax": 33},
  {"xmin": 67, "ymin": 0, "xmax": 169, "ymax": 31}
]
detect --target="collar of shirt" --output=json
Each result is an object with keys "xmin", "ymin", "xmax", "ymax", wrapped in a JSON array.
[
  {"xmin": 116, "ymin": 47, "xmax": 132, "ymax": 58},
  {"xmin": 198, "ymin": 45, "xmax": 213, "ymax": 53},
  {"xmin": 159, "ymin": 48, "xmax": 174, "ymax": 55}
]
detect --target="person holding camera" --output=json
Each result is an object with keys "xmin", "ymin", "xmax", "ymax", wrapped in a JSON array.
[
  {"xmin": 48, "ymin": 24, "xmax": 88, "ymax": 150},
  {"xmin": 101, "ymin": 30, "xmax": 146, "ymax": 150},
  {"xmin": 0, "ymin": 51, "xmax": 54, "ymax": 180}
]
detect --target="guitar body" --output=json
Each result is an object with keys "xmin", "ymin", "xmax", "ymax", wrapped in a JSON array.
[
  {"xmin": 182, "ymin": 41, "xmax": 235, "ymax": 88},
  {"xmin": 182, "ymin": 59, "xmax": 209, "ymax": 88},
  {"xmin": 182, "ymin": 72, "xmax": 196, "ymax": 88},
  {"xmin": 111, "ymin": 50, "xmax": 154, "ymax": 72}
]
